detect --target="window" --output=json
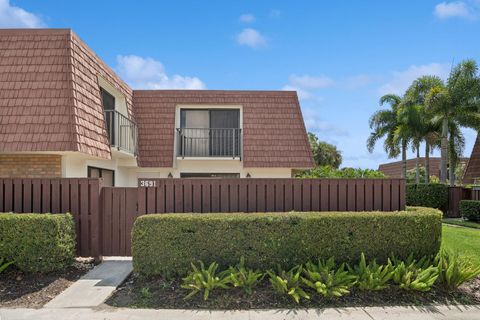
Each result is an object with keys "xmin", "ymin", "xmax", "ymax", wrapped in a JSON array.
[
  {"xmin": 100, "ymin": 88, "xmax": 115, "ymax": 110},
  {"xmin": 179, "ymin": 109, "xmax": 241, "ymax": 157},
  {"xmin": 88, "ymin": 166, "xmax": 115, "ymax": 186},
  {"xmin": 180, "ymin": 173, "xmax": 240, "ymax": 178}
]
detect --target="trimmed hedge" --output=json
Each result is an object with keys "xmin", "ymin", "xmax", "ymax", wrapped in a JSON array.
[
  {"xmin": 0, "ymin": 213, "xmax": 76, "ymax": 273},
  {"xmin": 459, "ymin": 200, "xmax": 480, "ymax": 222},
  {"xmin": 406, "ymin": 183, "xmax": 449, "ymax": 211},
  {"xmin": 132, "ymin": 207, "xmax": 442, "ymax": 276}
]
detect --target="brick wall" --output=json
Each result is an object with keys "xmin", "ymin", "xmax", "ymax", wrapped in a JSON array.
[{"xmin": 0, "ymin": 154, "xmax": 62, "ymax": 178}]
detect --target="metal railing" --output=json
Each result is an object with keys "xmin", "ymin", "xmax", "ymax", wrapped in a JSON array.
[
  {"xmin": 177, "ymin": 128, "xmax": 242, "ymax": 159},
  {"xmin": 104, "ymin": 110, "xmax": 138, "ymax": 155}
]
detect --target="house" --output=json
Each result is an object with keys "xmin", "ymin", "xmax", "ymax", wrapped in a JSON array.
[
  {"xmin": 463, "ymin": 135, "xmax": 480, "ymax": 184},
  {"xmin": 378, "ymin": 157, "xmax": 469, "ymax": 178},
  {"xmin": 0, "ymin": 29, "xmax": 314, "ymax": 186}
]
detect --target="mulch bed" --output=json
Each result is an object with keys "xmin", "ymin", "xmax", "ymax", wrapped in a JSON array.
[
  {"xmin": 106, "ymin": 275, "xmax": 480, "ymax": 309},
  {"xmin": 0, "ymin": 259, "xmax": 94, "ymax": 308}
]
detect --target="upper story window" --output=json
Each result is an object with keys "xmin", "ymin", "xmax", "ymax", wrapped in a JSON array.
[
  {"xmin": 100, "ymin": 86, "xmax": 137, "ymax": 155},
  {"xmin": 177, "ymin": 109, "xmax": 242, "ymax": 159}
]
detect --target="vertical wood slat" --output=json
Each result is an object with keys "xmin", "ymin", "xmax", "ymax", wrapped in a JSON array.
[{"xmin": 22, "ymin": 179, "xmax": 32, "ymax": 213}]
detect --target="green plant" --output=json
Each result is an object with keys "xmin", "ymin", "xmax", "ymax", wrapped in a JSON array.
[
  {"xmin": 181, "ymin": 261, "xmax": 231, "ymax": 300},
  {"xmin": 459, "ymin": 200, "xmax": 480, "ymax": 222},
  {"xmin": 348, "ymin": 253, "xmax": 393, "ymax": 291},
  {"xmin": 295, "ymin": 165, "xmax": 385, "ymax": 178},
  {"xmin": 132, "ymin": 207, "xmax": 442, "ymax": 276},
  {"xmin": 435, "ymin": 251, "xmax": 480, "ymax": 290},
  {"xmin": 0, "ymin": 213, "xmax": 76, "ymax": 273},
  {"xmin": 302, "ymin": 258, "xmax": 357, "ymax": 298},
  {"xmin": 406, "ymin": 184, "xmax": 448, "ymax": 211},
  {"xmin": 140, "ymin": 287, "xmax": 152, "ymax": 300},
  {"xmin": 267, "ymin": 266, "xmax": 310, "ymax": 303},
  {"xmin": 226, "ymin": 257, "xmax": 264, "ymax": 295},
  {"xmin": 392, "ymin": 255, "xmax": 439, "ymax": 291},
  {"xmin": 0, "ymin": 257, "xmax": 14, "ymax": 273}
]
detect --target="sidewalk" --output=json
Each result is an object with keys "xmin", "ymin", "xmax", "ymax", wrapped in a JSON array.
[{"xmin": 1, "ymin": 305, "xmax": 479, "ymax": 320}]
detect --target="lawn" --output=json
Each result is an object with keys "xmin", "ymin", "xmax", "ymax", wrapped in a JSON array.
[
  {"xmin": 442, "ymin": 224, "xmax": 480, "ymax": 267},
  {"xmin": 443, "ymin": 218, "xmax": 480, "ymax": 229}
]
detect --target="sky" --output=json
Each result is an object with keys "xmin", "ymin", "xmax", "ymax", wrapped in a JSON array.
[{"xmin": 2, "ymin": 0, "xmax": 480, "ymax": 168}]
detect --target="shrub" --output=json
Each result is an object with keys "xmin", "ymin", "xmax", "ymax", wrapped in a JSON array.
[
  {"xmin": 181, "ymin": 261, "xmax": 231, "ymax": 300},
  {"xmin": 295, "ymin": 165, "xmax": 386, "ymax": 178},
  {"xmin": 267, "ymin": 266, "xmax": 309, "ymax": 303},
  {"xmin": 302, "ymin": 258, "xmax": 357, "ymax": 298},
  {"xmin": 348, "ymin": 253, "xmax": 393, "ymax": 291},
  {"xmin": 392, "ymin": 256, "xmax": 439, "ymax": 292},
  {"xmin": 406, "ymin": 184, "xmax": 448, "ymax": 211},
  {"xmin": 132, "ymin": 207, "xmax": 442, "ymax": 276},
  {"xmin": 226, "ymin": 257, "xmax": 264, "ymax": 295},
  {"xmin": 0, "ymin": 213, "xmax": 76, "ymax": 273},
  {"xmin": 459, "ymin": 200, "xmax": 480, "ymax": 222},
  {"xmin": 435, "ymin": 251, "xmax": 480, "ymax": 290}
]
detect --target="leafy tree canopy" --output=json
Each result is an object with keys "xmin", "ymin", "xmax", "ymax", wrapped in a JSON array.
[{"xmin": 308, "ymin": 132, "xmax": 342, "ymax": 169}]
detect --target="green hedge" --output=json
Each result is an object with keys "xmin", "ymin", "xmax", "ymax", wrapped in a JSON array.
[
  {"xmin": 0, "ymin": 213, "xmax": 76, "ymax": 273},
  {"xmin": 132, "ymin": 207, "xmax": 442, "ymax": 276},
  {"xmin": 459, "ymin": 200, "xmax": 480, "ymax": 222},
  {"xmin": 406, "ymin": 183, "xmax": 449, "ymax": 211}
]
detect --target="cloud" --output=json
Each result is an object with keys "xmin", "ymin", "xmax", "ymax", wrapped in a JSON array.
[
  {"xmin": 0, "ymin": 0, "xmax": 45, "ymax": 28},
  {"xmin": 116, "ymin": 55, "xmax": 206, "ymax": 90},
  {"xmin": 378, "ymin": 63, "xmax": 449, "ymax": 95},
  {"xmin": 288, "ymin": 74, "xmax": 334, "ymax": 89},
  {"xmin": 434, "ymin": 1, "xmax": 478, "ymax": 19},
  {"xmin": 239, "ymin": 13, "xmax": 255, "ymax": 23},
  {"xmin": 344, "ymin": 74, "xmax": 373, "ymax": 89},
  {"xmin": 282, "ymin": 74, "xmax": 334, "ymax": 101},
  {"xmin": 236, "ymin": 28, "xmax": 266, "ymax": 48}
]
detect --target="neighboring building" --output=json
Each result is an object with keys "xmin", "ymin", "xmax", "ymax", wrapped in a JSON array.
[
  {"xmin": 0, "ymin": 29, "xmax": 314, "ymax": 186},
  {"xmin": 463, "ymin": 135, "xmax": 480, "ymax": 184},
  {"xmin": 378, "ymin": 157, "xmax": 469, "ymax": 178}
]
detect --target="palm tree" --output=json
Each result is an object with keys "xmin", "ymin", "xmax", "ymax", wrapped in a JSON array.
[
  {"xmin": 425, "ymin": 60, "xmax": 480, "ymax": 185},
  {"xmin": 404, "ymin": 76, "xmax": 443, "ymax": 182},
  {"xmin": 367, "ymin": 94, "xmax": 407, "ymax": 178},
  {"xmin": 395, "ymin": 104, "xmax": 424, "ymax": 183}
]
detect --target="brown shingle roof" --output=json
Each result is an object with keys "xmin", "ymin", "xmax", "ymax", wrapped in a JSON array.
[
  {"xmin": 378, "ymin": 157, "xmax": 468, "ymax": 178},
  {"xmin": 463, "ymin": 134, "xmax": 480, "ymax": 184},
  {"xmin": 0, "ymin": 29, "xmax": 133, "ymax": 159},
  {"xmin": 134, "ymin": 90, "xmax": 314, "ymax": 168}
]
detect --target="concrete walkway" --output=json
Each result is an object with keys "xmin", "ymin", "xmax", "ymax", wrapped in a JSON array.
[
  {"xmin": 44, "ymin": 258, "xmax": 132, "ymax": 308},
  {"xmin": 1, "ymin": 305, "xmax": 480, "ymax": 320}
]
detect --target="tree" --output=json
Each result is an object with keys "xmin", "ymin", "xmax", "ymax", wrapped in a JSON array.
[
  {"xmin": 404, "ymin": 76, "xmax": 443, "ymax": 183},
  {"xmin": 425, "ymin": 60, "xmax": 480, "ymax": 185},
  {"xmin": 308, "ymin": 133, "xmax": 342, "ymax": 168},
  {"xmin": 367, "ymin": 94, "xmax": 408, "ymax": 178}
]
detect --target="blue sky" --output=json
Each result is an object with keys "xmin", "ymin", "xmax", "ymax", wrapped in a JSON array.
[{"xmin": 2, "ymin": 0, "xmax": 480, "ymax": 168}]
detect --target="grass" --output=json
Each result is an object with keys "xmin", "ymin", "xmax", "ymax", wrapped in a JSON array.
[
  {"xmin": 441, "ymin": 224, "xmax": 480, "ymax": 267},
  {"xmin": 443, "ymin": 218, "xmax": 480, "ymax": 229}
]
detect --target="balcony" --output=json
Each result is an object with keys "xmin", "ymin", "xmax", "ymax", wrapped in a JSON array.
[
  {"xmin": 104, "ymin": 110, "xmax": 138, "ymax": 155},
  {"xmin": 177, "ymin": 128, "xmax": 242, "ymax": 159}
]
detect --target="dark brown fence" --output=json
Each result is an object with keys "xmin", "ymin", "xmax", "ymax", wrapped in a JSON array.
[
  {"xmin": 2, "ymin": 178, "xmax": 405, "ymax": 257},
  {"xmin": 0, "ymin": 178, "xmax": 102, "ymax": 257},
  {"xmin": 447, "ymin": 187, "xmax": 480, "ymax": 217},
  {"xmin": 136, "ymin": 178, "xmax": 406, "ymax": 214}
]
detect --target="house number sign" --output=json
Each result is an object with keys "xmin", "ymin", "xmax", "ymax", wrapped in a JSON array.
[{"xmin": 138, "ymin": 179, "xmax": 157, "ymax": 187}]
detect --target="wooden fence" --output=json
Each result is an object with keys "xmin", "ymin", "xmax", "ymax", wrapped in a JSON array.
[
  {"xmin": 1, "ymin": 178, "xmax": 406, "ymax": 257},
  {"xmin": 447, "ymin": 186, "xmax": 480, "ymax": 217},
  {"xmin": 0, "ymin": 178, "xmax": 102, "ymax": 257}
]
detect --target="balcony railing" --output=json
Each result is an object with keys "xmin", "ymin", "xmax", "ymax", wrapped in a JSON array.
[
  {"xmin": 177, "ymin": 128, "xmax": 242, "ymax": 159},
  {"xmin": 104, "ymin": 110, "xmax": 138, "ymax": 155}
]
